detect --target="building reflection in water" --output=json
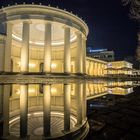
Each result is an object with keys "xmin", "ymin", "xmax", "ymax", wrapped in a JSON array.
[
  {"xmin": 0, "ymin": 81, "xmax": 134, "ymax": 139},
  {"xmin": 87, "ymin": 81, "xmax": 133, "ymax": 99},
  {"xmin": 107, "ymin": 81, "xmax": 133, "ymax": 95},
  {"xmin": 1, "ymin": 83, "xmax": 88, "ymax": 139}
]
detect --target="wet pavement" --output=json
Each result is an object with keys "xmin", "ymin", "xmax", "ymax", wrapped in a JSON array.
[{"xmin": 86, "ymin": 87, "xmax": 140, "ymax": 140}]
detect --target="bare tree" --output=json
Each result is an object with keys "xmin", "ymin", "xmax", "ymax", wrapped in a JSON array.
[{"xmin": 122, "ymin": 0, "xmax": 140, "ymax": 62}]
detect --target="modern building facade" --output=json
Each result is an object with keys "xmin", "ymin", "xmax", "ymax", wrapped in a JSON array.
[
  {"xmin": 87, "ymin": 48, "xmax": 115, "ymax": 62},
  {"xmin": 0, "ymin": 4, "xmax": 134, "ymax": 140}
]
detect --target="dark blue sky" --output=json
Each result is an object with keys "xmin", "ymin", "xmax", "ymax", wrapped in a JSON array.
[{"xmin": 0, "ymin": 0, "xmax": 138, "ymax": 60}]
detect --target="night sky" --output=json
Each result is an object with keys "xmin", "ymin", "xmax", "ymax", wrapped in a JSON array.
[{"xmin": 0, "ymin": 0, "xmax": 138, "ymax": 60}]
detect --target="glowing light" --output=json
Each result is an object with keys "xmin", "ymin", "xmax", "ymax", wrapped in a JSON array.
[
  {"xmin": 51, "ymin": 87, "xmax": 57, "ymax": 93},
  {"xmin": 17, "ymin": 62, "xmax": 36, "ymax": 67},
  {"xmin": 12, "ymin": 34, "xmax": 22, "ymax": 41},
  {"xmin": 15, "ymin": 89, "xmax": 20, "ymax": 95},
  {"xmin": 89, "ymin": 49, "xmax": 107, "ymax": 53},
  {"xmin": 15, "ymin": 88, "xmax": 35, "ymax": 94},
  {"xmin": 33, "ymin": 112, "xmax": 43, "ymax": 115},
  {"xmin": 9, "ymin": 117, "xmax": 20, "ymax": 124},
  {"xmin": 51, "ymin": 63, "xmax": 57, "ymax": 69},
  {"xmin": 71, "ymin": 61, "xmax": 74, "ymax": 65},
  {"xmin": 12, "ymin": 33, "xmax": 77, "ymax": 46},
  {"xmin": 28, "ymin": 114, "xmax": 31, "ymax": 116},
  {"xmin": 29, "ymin": 89, "xmax": 35, "ymax": 93},
  {"xmin": 29, "ymin": 63, "xmax": 36, "ymax": 67}
]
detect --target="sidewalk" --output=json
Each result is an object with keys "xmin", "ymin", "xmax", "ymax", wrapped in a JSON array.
[{"xmin": 86, "ymin": 87, "xmax": 140, "ymax": 140}]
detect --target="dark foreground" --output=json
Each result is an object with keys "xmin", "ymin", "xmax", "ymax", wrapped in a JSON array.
[{"xmin": 86, "ymin": 87, "xmax": 140, "ymax": 140}]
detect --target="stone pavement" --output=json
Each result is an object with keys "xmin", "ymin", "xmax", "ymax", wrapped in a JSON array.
[{"xmin": 85, "ymin": 87, "xmax": 140, "ymax": 140}]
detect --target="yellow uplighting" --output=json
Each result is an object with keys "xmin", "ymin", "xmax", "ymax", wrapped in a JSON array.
[
  {"xmin": 71, "ymin": 61, "xmax": 74, "ymax": 65},
  {"xmin": 15, "ymin": 89, "xmax": 21, "ymax": 95},
  {"xmin": 51, "ymin": 63, "xmax": 57, "ymax": 69},
  {"xmin": 29, "ymin": 63, "xmax": 36, "ymax": 67},
  {"xmin": 29, "ymin": 89, "xmax": 35, "ymax": 93},
  {"xmin": 15, "ymin": 88, "xmax": 35, "ymax": 94},
  {"xmin": 17, "ymin": 62, "xmax": 36, "ymax": 67},
  {"xmin": 12, "ymin": 34, "xmax": 77, "ymax": 46},
  {"xmin": 51, "ymin": 87, "xmax": 57, "ymax": 93}
]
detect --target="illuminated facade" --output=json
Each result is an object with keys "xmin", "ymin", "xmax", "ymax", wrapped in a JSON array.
[
  {"xmin": 107, "ymin": 81, "xmax": 133, "ymax": 95},
  {"xmin": 0, "ymin": 4, "xmax": 134, "ymax": 140},
  {"xmin": 86, "ymin": 57, "xmax": 107, "ymax": 76},
  {"xmin": 107, "ymin": 61, "xmax": 133, "ymax": 75},
  {"xmin": 0, "ymin": 4, "xmax": 89, "ymax": 140}
]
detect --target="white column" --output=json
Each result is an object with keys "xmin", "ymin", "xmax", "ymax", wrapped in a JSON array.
[
  {"xmin": 95, "ymin": 62, "xmax": 97, "ymax": 76},
  {"xmin": 88, "ymin": 61, "xmax": 91, "ymax": 75},
  {"xmin": 21, "ymin": 21, "xmax": 30, "ymax": 72},
  {"xmin": 0, "ymin": 85, "xmax": 3, "ymax": 137},
  {"xmin": 99, "ymin": 64, "xmax": 101, "ymax": 75},
  {"xmin": 43, "ymin": 84, "xmax": 51, "ymax": 137},
  {"xmin": 82, "ymin": 83, "xmax": 87, "ymax": 121},
  {"xmin": 76, "ymin": 32, "xmax": 83, "ymax": 73},
  {"xmin": 3, "ymin": 85, "xmax": 10, "ymax": 137},
  {"xmin": 82, "ymin": 36, "xmax": 87, "ymax": 74},
  {"xmin": 90, "ymin": 62, "xmax": 93, "ymax": 76},
  {"xmin": 92, "ymin": 63, "xmax": 95, "ymax": 76},
  {"xmin": 44, "ymin": 22, "xmax": 52, "ymax": 73},
  {"xmin": 0, "ymin": 87, "xmax": 2, "ymax": 137},
  {"xmin": 76, "ymin": 83, "xmax": 83, "ymax": 125},
  {"xmin": 20, "ymin": 84, "xmax": 28, "ymax": 138},
  {"xmin": 64, "ymin": 26, "xmax": 71, "ymax": 73},
  {"xmin": 0, "ymin": 85, "xmax": 3, "ymax": 115},
  {"xmin": 97, "ymin": 63, "xmax": 99, "ymax": 76},
  {"xmin": 4, "ymin": 22, "xmax": 12, "ymax": 72},
  {"xmin": 64, "ymin": 84, "xmax": 71, "ymax": 131},
  {"xmin": 0, "ymin": 36, "xmax": 5, "ymax": 72}
]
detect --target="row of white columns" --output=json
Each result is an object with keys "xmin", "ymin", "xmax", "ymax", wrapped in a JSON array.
[
  {"xmin": 43, "ymin": 83, "xmax": 87, "ymax": 136},
  {"xmin": 0, "ymin": 21, "xmax": 87, "ymax": 74},
  {"xmin": 21, "ymin": 22, "xmax": 87, "ymax": 73},
  {"xmin": 88, "ymin": 61, "xmax": 105, "ymax": 76},
  {"xmin": 0, "ymin": 83, "xmax": 86, "ymax": 138}
]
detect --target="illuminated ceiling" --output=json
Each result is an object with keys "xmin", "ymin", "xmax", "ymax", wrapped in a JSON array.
[{"xmin": 12, "ymin": 21, "xmax": 77, "ymax": 46}]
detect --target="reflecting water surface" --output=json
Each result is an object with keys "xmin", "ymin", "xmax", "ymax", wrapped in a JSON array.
[
  {"xmin": 0, "ymin": 80, "xmax": 138, "ymax": 139},
  {"xmin": 86, "ymin": 81, "xmax": 140, "ymax": 140}
]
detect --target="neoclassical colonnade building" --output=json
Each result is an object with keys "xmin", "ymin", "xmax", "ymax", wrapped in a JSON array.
[
  {"xmin": 0, "ymin": 4, "xmax": 89, "ymax": 140},
  {"xmin": 0, "ymin": 4, "xmax": 88, "ymax": 74}
]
